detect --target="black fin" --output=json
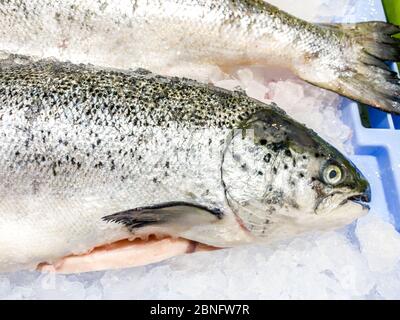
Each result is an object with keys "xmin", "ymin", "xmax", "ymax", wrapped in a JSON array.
[
  {"xmin": 320, "ymin": 21, "xmax": 400, "ymax": 60},
  {"xmin": 102, "ymin": 201, "xmax": 223, "ymax": 232},
  {"xmin": 317, "ymin": 22, "xmax": 400, "ymax": 114}
]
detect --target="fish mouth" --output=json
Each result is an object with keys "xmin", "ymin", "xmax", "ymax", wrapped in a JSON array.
[
  {"xmin": 345, "ymin": 193, "xmax": 371, "ymax": 210},
  {"xmin": 316, "ymin": 188, "xmax": 371, "ymax": 213},
  {"xmin": 339, "ymin": 184, "xmax": 371, "ymax": 210}
]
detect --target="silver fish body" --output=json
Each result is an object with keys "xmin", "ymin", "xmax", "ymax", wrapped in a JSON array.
[
  {"xmin": 1, "ymin": 0, "xmax": 400, "ymax": 113},
  {"xmin": 0, "ymin": 55, "xmax": 370, "ymax": 272}
]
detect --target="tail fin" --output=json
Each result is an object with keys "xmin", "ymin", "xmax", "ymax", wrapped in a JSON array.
[{"xmin": 320, "ymin": 22, "xmax": 400, "ymax": 114}]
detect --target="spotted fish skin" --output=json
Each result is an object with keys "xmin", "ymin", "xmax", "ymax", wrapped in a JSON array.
[
  {"xmin": 1, "ymin": 0, "xmax": 400, "ymax": 113},
  {"xmin": 0, "ymin": 55, "xmax": 369, "ymax": 272},
  {"xmin": 0, "ymin": 55, "xmax": 257, "ymax": 271}
]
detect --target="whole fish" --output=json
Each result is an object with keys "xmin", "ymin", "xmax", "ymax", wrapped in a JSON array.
[
  {"xmin": 0, "ymin": 0, "xmax": 399, "ymax": 114},
  {"xmin": 0, "ymin": 54, "xmax": 370, "ymax": 272}
]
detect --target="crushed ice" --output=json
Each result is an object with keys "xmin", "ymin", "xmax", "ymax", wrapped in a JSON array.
[
  {"xmin": 1, "ymin": 0, "xmax": 399, "ymax": 299},
  {"xmin": 212, "ymin": 66, "xmax": 353, "ymax": 153}
]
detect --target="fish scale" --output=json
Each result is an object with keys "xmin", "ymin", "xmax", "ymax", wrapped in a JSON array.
[
  {"xmin": 0, "ymin": 54, "xmax": 370, "ymax": 272},
  {"xmin": 0, "ymin": 55, "xmax": 262, "ymax": 270},
  {"xmin": 1, "ymin": 0, "xmax": 400, "ymax": 113}
]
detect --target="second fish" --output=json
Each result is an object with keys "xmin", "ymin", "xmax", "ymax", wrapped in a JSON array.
[{"xmin": 1, "ymin": 0, "xmax": 399, "ymax": 113}]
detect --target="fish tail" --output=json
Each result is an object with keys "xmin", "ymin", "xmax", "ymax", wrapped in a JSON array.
[{"xmin": 325, "ymin": 22, "xmax": 400, "ymax": 114}]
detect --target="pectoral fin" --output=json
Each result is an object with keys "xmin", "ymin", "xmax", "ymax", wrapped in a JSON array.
[
  {"xmin": 102, "ymin": 201, "xmax": 223, "ymax": 232},
  {"xmin": 103, "ymin": 201, "xmax": 255, "ymax": 248}
]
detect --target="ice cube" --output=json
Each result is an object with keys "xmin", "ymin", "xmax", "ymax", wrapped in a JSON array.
[{"xmin": 356, "ymin": 214, "xmax": 400, "ymax": 273}]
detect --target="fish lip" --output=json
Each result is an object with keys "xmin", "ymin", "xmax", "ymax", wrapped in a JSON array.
[
  {"xmin": 346, "ymin": 197, "xmax": 370, "ymax": 210},
  {"xmin": 315, "ymin": 190, "xmax": 371, "ymax": 213},
  {"xmin": 340, "ymin": 192, "xmax": 371, "ymax": 210},
  {"xmin": 340, "ymin": 199, "xmax": 370, "ymax": 210},
  {"xmin": 346, "ymin": 184, "xmax": 371, "ymax": 210},
  {"xmin": 349, "ymin": 185, "xmax": 371, "ymax": 203}
]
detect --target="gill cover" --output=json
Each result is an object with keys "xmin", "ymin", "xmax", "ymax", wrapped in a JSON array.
[{"xmin": 221, "ymin": 109, "xmax": 310, "ymax": 236}]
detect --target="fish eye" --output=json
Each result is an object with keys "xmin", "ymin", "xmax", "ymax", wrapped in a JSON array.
[{"xmin": 323, "ymin": 164, "xmax": 342, "ymax": 185}]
